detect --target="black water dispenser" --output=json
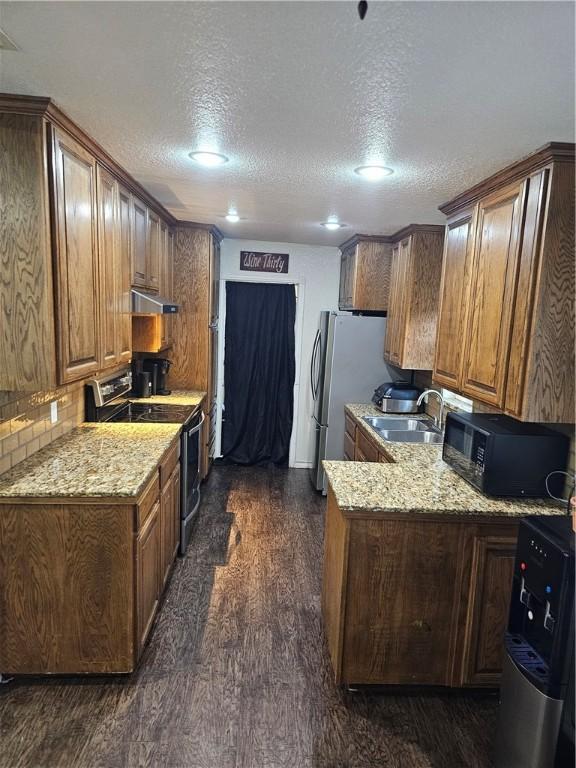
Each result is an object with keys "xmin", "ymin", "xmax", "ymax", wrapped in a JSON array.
[{"xmin": 495, "ymin": 516, "xmax": 574, "ymax": 768}]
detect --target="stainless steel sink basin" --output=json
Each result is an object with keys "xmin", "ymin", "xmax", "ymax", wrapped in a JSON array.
[
  {"xmin": 362, "ymin": 416, "xmax": 436, "ymax": 432},
  {"xmin": 361, "ymin": 415, "xmax": 443, "ymax": 444},
  {"xmin": 378, "ymin": 430, "xmax": 443, "ymax": 444}
]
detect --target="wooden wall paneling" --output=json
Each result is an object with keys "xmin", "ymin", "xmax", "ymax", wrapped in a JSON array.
[
  {"xmin": 432, "ymin": 210, "xmax": 476, "ymax": 390},
  {"xmin": 0, "ymin": 114, "xmax": 56, "ymax": 391},
  {"xmin": 50, "ymin": 125, "xmax": 101, "ymax": 384},
  {"xmin": 131, "ymin": 197, "xmax": 148, "ymax": 288},
  {"xmin": 321, "ymin": 487, "xmax": 350, "ymax": 684},
  {"xmin": 342, "ymin": 518, "xmax": 461, "ymax": 686},
  {"xmin": 460, "ymin": 180, "xmax": 527, "ymax": 407},
  {"xmin": 507, "ymin": 163, "xmax": 575, "ymax": 422},
  {"xmin": 0, "ymin": 501, "xmax": 134, "ymax": 674},
  {"xmin": 117, "ymin": 186, "xmax": 133, "ymax": 362},
  {"xmin": 96, "ymin": 165, "xmax": 119, "ymax": 369},
  {"xmin": 170, "ymin": 227, "xmax": 211, "ymax": 390}
]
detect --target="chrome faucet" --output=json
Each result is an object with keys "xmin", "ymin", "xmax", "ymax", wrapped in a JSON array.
[{"xmin": 417, "ymin": 389, "xmax": 446, "ymax": 430}]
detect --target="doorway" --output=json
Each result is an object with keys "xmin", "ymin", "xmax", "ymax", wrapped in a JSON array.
[{"xmin": 221, "ymin": 281, "xmax": 297, "ymax": 466}]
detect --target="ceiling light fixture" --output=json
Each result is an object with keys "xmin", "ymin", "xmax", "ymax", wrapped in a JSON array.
[
  {"xmin": 225, "ymin": 211, "xmax": 240, "ymax": 223},
  {"xmin": 189, "ymin": 151, "xmax": 229, "ymax": 167},
  {"xmin": 321, "ymin": 217, "xmax": 344, "ymax": 231},
  {"xmin": 354, "ymin": 165, "xmax": 394, "ymax": 181}
]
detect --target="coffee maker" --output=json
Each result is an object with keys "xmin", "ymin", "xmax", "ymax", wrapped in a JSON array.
[{"xmin": 142, "ymin": 358, "xmax": 172, "ymax": 395}]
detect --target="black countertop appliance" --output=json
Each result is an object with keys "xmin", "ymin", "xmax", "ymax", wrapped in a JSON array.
[
  {"xmin": 495, "ymin": 516, "xmax": 574, "ymax": 768},
  {"xmin": 142, "ymin": 357, "xmax": 172, "ymax": 395},
  {"xmin": 442, "ymin": 412, "xmax": 569, "ymax": 497}
]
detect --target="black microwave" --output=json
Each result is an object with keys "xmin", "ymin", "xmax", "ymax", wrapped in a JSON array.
[{"xmin": 442, "ymin": 412, "xmax": 570, "ymax": 498}]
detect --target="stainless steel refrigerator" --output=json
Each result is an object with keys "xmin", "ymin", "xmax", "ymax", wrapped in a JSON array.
[{"xmin": 309, "ymin": 311, "xmax": 404, "ymax": 493}]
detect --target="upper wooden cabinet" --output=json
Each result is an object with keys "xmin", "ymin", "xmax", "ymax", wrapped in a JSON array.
[
  {"xmin": 434, "ymin": 143, "xmax": 575, "ymax": 422},
  {"xmin": 51, "ymin": 127, "xmax": 101, "ymax": 383},
  {"xmin": 0, "ymin": 96, "xmax": 176, "ymax": 390},
  {"xmin": 338, "ymin": 236, "xmax": 392, "ymax": 311},
  {"xmin": 383, "ymin": 226, "xmax": 445, "ymax": 370}
]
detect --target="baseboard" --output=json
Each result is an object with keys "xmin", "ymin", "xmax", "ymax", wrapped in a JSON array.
[{"xmin": 291, "ymin": 461, "xmax": 313, "ymax": 469}]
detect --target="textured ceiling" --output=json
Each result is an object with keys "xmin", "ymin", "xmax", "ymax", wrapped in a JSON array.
[{"xmin": 0, "ymin": 1, "xmax": 574, "ymax": 245}]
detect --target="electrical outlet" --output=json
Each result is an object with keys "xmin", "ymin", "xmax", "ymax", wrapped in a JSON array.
[{"xmin": 50, "ymin": 401, "xmax": 58, "ymax": 424}]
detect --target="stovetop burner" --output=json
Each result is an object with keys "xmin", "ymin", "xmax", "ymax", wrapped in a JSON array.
[{"xmin": 110, "ymin": 402, "xmax": 198, "ymax": 425}]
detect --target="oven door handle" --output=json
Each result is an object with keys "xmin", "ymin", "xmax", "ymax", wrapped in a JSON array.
[{"xmin": 188, "ymin": 411, "xmax": 206, "ymax": 435}]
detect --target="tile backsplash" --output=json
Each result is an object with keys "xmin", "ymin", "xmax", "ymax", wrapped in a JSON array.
[{"xmin": 0, "ymin": 382, "xmax": 85, "ymax": 476}]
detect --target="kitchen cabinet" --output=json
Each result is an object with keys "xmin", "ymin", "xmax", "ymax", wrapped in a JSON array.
[
  {"xmin": 0, "ymin": 435, "xmax": 181, "ymax": 674},
  {"xmin": 159, "ymin": 441, "xmax": 181, "ymax": 589},
  {"xmin": 0, "ymin": 96, "xmax": 176, "ymax": 391},
  {"xmin": 338, "ymin": 236, "xmax": 392, "ymax": 311},
  {"xmin": 322, "ymin": 486, "xmax": 518, "ymax": 687},
  {"xmin": 432, "ymin": 209, "xmax": 476, "ymax": 390},
  {"xmin": 137, "ymin": 498, "xmax": 161, "ymax": 654},
  {"xmin": 383, "ymin": 226, "xmax": 445, "ymax": 370},
  {"xmin": 343, "ymin": 414, "xmax": 356, "ymax": 460},
  {"xmin": 349, "ymin": 417, "xmax": 395, "ymax": 464},
  {"xmin": 171, "ymin": 225, "xmax": 222, "ymax": 479},
  {"xmin": 96, "ymin": 167, "xmax": 132, "ymax": 369},
  {"xmin": 51, "ymin": 126, "xmax": 101, "ymax": 383},
  {"xmin": 132, "ymin": 196, "xmax": 148, "ymax": 288},
  {"xmin": 159, "ymin": 223, "xmax": 174, "ymax": 349},
  {"xmin": 434, "ymin": 143, "xmax": 575, "ymax": 422},
  {"xmin": 147, "ymin": 209, "xmax": 161, "ymax": 292}
]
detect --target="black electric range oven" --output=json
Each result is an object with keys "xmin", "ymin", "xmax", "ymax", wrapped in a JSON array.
[{"xmin": 85, "ymin": 369, "xmax": 204, "ymax": 554}]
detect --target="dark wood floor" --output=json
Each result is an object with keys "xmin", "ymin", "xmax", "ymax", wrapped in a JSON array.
[{"xmin": 0, "ymin": 466, "xmax": 499, "ymax": 768}]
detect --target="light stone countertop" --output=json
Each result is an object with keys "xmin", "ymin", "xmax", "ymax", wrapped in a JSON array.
[
  {"xmin": 0, "ymin": 423, "xmax": 182, "ymax": 499},
  {"xmin": 323, "ymin": 404, "xmax": 563, "ymax": 518},
  {"xmin": 130, "ymin": 389, "xmax": 206, "ymax": 407}
]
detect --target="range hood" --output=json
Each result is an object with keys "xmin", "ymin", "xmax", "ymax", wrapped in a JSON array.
[{"xmin": 131, "ymin": 289, "xmax": 179, "ymax": 315}]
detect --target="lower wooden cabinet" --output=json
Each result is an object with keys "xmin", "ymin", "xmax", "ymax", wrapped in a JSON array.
[
  {"xmin": 160, "ymin": 463, "xmax": 181, "ymax": 589},
  {"xmin": 137, "ymin": 499, "xmax": 161, "ymax": 654},
  {"xmin": 322, "ymin": 486, "xmax": 518, "ymax": 687},
  {"xmin": 0, "ymin": 436, "xmax": 182, "ymax": 675},
  {"xmin": 346, "ymin": 418, "xmax": 393, "ymax": 464}
]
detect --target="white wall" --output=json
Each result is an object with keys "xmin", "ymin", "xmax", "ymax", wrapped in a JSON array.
[{"xmin": 216, "ymin": 238, "xmax": 340, "ymax": 467}]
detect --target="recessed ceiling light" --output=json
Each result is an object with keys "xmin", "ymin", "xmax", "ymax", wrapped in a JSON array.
[
  {"xmin": 225, "ymin": 211, "xmax": 240, "ymax": 223},
  {"xmin": 321, "ymin": 217, "xmax": 345, "ymax": 231},
  {"xmin": 354, "ymin": 165, "xmax": 394, "ymax": 181},
  {"xmin": 189, "ymin": 151, "xmax": 229, "ymax": 167}
]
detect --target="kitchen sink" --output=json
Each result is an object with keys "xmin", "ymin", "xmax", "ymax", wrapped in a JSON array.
[
  {"xmin": 378, "ymin": 430, "xmax": 443, "ymax": 444},
  {"xmin": 361, "ymin": 415, "xmax": 443, "ymax": 444},
  {"xmin": 362, "ymin": 416, "xmax": 437, "ymax": 432}
]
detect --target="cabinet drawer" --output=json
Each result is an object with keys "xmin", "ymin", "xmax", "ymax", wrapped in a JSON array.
[
  {"xmin": 344, "ymin": 431, "xmax": 355, "ymax": 461},
  {"xmin": 137, "ymin": 474, "xmax": 160, "ymax": 529},
  {"xmin": 355, "ymin": 429, "xmax": 379, "ymax": 462},
  {"xmin": 344, "ymin": 413, "xmax": 356, "ymax": 439},
  {"xmin": 159, "ymin": 439, "xmax": 181, "ymax": 489}
]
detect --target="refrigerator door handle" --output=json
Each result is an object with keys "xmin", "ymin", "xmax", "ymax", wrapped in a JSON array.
[{"xmin": 310, "ymin": 329, "xmax": 321, "ymax": 401}]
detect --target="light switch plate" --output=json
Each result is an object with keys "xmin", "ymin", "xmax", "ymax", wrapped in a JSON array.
[{"xmin": 50, "ymin": 401, "xmax": 58, "ymax": 423}]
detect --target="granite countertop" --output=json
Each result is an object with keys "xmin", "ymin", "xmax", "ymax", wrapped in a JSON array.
[
  {"xmin": 130, "ymin": 389, "xmax": 206, "ymax": 407},
  {"xmin": 323, "ymin": 404, "xmax": 563, "ymax": 518},
  {"xmin": 0, "ymin": 423, "xmax": 182, "ymax": 499}
]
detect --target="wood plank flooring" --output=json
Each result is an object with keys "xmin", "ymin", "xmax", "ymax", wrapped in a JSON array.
[{"xmin": 0, "ymin": 466, "xmax": 499, "ymax": 767}]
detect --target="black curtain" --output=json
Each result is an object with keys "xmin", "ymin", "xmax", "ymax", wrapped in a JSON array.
[{"xmin": 222, "ymin": 282, "xmax": 296, "ymax": 466}]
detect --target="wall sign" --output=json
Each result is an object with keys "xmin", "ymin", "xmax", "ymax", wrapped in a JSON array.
[{"xmin": 240, "ymin": 251, "xmax": 289, "ymax": 274}]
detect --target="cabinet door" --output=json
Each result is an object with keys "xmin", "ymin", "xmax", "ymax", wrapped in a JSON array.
[
  {"xmin": 165, "ymin": 230, "xmax": 175, "ymax": 346},
  {"xmin": 160, "ymin": 464, "xmax": 180, "ymax": 589},
  {"xmin": 159, "ymin": 222, "xmax": 170, "ymax": 348},
  {"xmin": 147, "ymin": 210, "xmax": 161, "ymax": 292},
  {"xmin": 460, "ymin": 181, "xmax": 527, "ymax": 407},
  {"xmin": 385, "ymin": 240, "xmax": 410, "ymax": 366},
  {"xmin": 459, "ymin": 534, "xmax": 516, "ymax": 686},
  {"xmin": 384, "ymin": 245, "xmax": 400, "ymax": 360},
  {"xmin": 96, "ymin": 166, "xmax": 119, "ymax": 369},
  {"xmin": 51, "ymin": 127, "xmax": 100, "ymax": 383},
  {"xmin": 137, "ymin": 500, "xmax": 161, "ymax": 654},
  {"xmin": 131, "ymin": 197, "xmax": 148, "ymax": 288},
  {"xmin": 433, "ymin": 210, "xmax": 476, "ymax": 390},
  {"xmin": 117, "ymin": 187, "xmax": 132, "ymax": 362}
]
